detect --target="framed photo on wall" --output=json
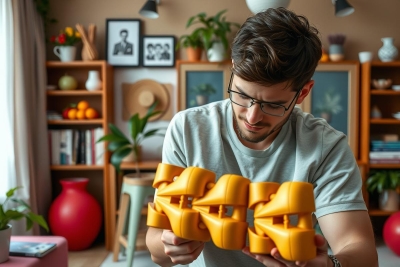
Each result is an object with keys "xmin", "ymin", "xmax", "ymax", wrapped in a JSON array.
[
  {"xmin": 177, "ymin": 61, "xmax": 231, "ymax": 111},
  {"xmin": 105, "ymin": 19, "xmax": 141, "ymax": 67},
  {"xmin": 299, "ymin": 61, "xmax": 360, "ymax": 158},
  {"xmin": 142, "ymin": 35, "xmax": 175, "ymax": 67}
]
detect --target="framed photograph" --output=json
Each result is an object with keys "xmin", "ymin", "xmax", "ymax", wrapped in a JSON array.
[
  {"xmin": 106, "ymin": 19, "xmax": 141, "ymax": 67},
  {"xmin": 299, "ymin": 61, "xmax": 360, "ymax": 158},
  {"xmin": 142, "ymin": 35, "xmax": 176, "ymax": 67},
  {"xmin": 177, "ymin": 61, "xmax": 231, "ymax": 111}
]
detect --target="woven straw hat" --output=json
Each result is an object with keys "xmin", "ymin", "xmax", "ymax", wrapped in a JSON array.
[{"xmin": 122, "ymin": 79, "xmax": 170, "ymax": 121}]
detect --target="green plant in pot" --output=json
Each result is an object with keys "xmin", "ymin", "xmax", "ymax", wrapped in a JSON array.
[
  {"xmin": 366, "ymin": 170, "xmax": 400, "ymax": 211},
  {"xmin": 190, "ymin": 83, "xmax": 217, "ymax": 106},
  {"xmin": 0, "ymin": 187, "xmax": 49, "ymax": 263},
  {"xmin": 176, "ymin": 31, "xmax": 204, "ymax": 61},
  {"xmin": 97, "ymin": 102, "xmax": 165, "ymax": 174},
  {"xmin": 185, "ymin": 9, "xmax": 240, "ymax": 62}
]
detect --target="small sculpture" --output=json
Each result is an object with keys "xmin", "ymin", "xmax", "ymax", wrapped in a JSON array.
[
  {"xmin": 75, "ymin": 23, "xmax": 98, "ymax": 61},
  {"xmin": 147, "ymin": 163, "xmax": 317, "ymax": 261}
]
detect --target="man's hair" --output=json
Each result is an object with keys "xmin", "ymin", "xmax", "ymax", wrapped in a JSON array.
[
  {"xmin": 120, "ymin": 29, "xmax": 128, "ymax": 35},
  {"xmin": 231, "ymin": 7, "xmax": 322, "ymax": 91}
]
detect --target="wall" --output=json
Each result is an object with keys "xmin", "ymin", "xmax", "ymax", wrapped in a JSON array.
[{"xmin": 46, "ymin": 0, "xmax": 400, "ymax": 160}]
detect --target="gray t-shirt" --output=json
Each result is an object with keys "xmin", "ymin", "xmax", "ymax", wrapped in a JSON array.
[{"xmin": 161, "ymin": 99, "xmax": 366, "ymax": 267}]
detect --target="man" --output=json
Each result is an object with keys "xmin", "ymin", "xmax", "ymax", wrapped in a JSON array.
[
  {"xmin": 113, "ymin": 29, "xmax": 133, "ymax": 55},
  {"xmin": 146, "ymin": 43, "xmax": 156, "ymax": 60},
  {"xmin": 160, "ymin": 43, "xmax": 171, "ymax": 60},
  {"xmin": 146, "ymin": 7, "xmax": 378, "ymax": 267}
]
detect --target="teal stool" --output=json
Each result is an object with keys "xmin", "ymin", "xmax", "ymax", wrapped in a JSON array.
[{"xmin": 113, "ymin": 173, "xmax": 154, "ymax": 267}]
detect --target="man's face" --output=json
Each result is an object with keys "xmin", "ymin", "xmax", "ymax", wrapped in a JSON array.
[
  {"xmin": 120, "ymin": 32, "xmax": 128, "ymax": 42},
  {"xmin": 230, "ymin": 75, "xmax": 304, "ymax": 149}
]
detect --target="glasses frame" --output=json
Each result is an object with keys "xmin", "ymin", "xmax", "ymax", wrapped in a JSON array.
[{"xmin": 227, "ymin": 73, "xmax": 301, "ymax": 117}]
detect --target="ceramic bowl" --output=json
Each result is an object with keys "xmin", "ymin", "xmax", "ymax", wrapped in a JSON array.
[
  {"xmin": 372, "ymin": 79, "xmax": 393, "ymax": 89},
  {"xmin": 392, "ymin": 85, "xmax": 400, "ymax": 91}
]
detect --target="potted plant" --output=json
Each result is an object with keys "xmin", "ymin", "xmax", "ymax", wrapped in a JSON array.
[
  {"xmin": 176, "ymin": 31, "xmax": 204, "ymax": 61},
  {"xmin": 185, "ymin": 9, "xmax": 240, "ymax": 62},
  {"xmin": 0, "ymin": 187, "xmax": 49, "ymax": 263},
  {"xmin": 190, "ymin": 83, "xmax": 217, "ymax": 106},
  {"xmin": 366, "ymin": 170, "xmax": 400, "ymax": 211},
  {"xmin": 97, "ymin": 102, "xmax": 165, "ymax": 174}
]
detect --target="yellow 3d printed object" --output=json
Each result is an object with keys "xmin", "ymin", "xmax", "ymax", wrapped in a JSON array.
[
  {"xmin": 147, "ymin": 163, "xmax": 317, "ymax": 261},
  {"xmin": 147, "ymin": 163, "xmax": 250, "ymax": 250}
]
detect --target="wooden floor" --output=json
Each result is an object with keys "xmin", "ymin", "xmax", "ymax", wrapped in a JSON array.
[{"xmin": 68, "ymin": 242, "xmax": 109, "ymax": 267}]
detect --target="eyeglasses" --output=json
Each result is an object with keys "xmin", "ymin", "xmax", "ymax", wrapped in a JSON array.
[{"xmin": 227, "ymin": 73, "xmax": 301, "ymax": 117}]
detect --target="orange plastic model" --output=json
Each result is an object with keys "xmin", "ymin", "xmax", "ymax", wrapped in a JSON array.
[{"xmin": 147, "ymin": 163, "xmax": 316, "ymax": 261}]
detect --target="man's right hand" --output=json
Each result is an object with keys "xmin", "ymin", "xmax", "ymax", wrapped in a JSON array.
[{"xmin": 161, "ymin": 229, "xmax": 205, "ymax": 265}]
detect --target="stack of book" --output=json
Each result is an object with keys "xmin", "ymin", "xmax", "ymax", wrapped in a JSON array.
[
  {"xmin": 48, "ymin": 127, "xmax": 104, "ymax": 165},
  {"xmin": 370, "ymin": 140, "xmax": 400, "ymax": 164}
]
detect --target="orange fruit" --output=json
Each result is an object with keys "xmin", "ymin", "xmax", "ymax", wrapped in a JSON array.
[
  {"xmin": 77, "ymin": 100, "xmax": 90, "ymax": 110},
  {"xmin": 85, "ymin": 108, "xmax": 99, "ymax": 119},
  {"xmin": 67, "ymin": 108, "xmax": 78, "ymax": 119},
  {"xmin": 76, "ymin": 109, "xmax": 86, "ymax": 120}
]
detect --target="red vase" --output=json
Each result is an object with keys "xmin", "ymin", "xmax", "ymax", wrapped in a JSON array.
[{"xmin": 48, "ymin": 178, "xmax": 102, "ymax": 251}]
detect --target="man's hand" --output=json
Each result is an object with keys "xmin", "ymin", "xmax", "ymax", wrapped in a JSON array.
[
  {"xmin": 161, "ymin": 229, "xmax": 205, "ymax": 265},
  {"xmin": 242, "ymin": 234, "xmax": 331, "ymax": 267}
]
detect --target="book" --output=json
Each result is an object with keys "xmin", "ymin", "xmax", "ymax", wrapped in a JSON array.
[{"xmin": 9, "ymin": 241, "xmax": 56, "ymax": 257}]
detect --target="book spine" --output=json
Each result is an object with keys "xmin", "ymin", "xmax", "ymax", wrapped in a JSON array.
[
  {"xmin": 95, "ymin": 127, "xmax": 105, "ymax": 165},
  {"xmin": 85, "ymin": 129, "xmax": 92, "ymax": 165}
]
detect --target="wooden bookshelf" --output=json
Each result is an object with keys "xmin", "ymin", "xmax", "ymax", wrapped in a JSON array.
[{"xmin": 46, "ymin": 60, "xmax": 114, "ymax": 247}]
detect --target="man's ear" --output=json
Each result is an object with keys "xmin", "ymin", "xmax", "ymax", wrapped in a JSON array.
[{"xmin": 296, "ymin": 80, "xmax": 314, "ymax": 104}]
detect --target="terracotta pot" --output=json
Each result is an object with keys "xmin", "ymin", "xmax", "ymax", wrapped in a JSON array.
[
  {"xmin": 379, "ymin": 190, "xmax": 400, "ymax": 211},
  {"xmin": 187, "ymin": 47, "xmax": 202, "ymax": 61},
  {"xmin": 48, "ymin": 178, "xmax": 102, "ymax": 251},
  {"xmin": 0, "ymin": 224, "xmax": 12, "ymax": 263}
]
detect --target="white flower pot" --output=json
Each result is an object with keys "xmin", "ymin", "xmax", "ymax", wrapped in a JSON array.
[
  {"xmin": 379, "ymin": 190, "xmax": 400, "ymax": 212},
  {"xmin": 245, "ymin": 0, "xmax": 291, "ymax": 14},
  {"xmin": 207, "ymin": 42, "xmax": 226, "ymax": 62},
  {"xmin": 0, "ymin": 225, "xmax": 12, "ymax": 263},
  {"xmin": 53, "ymin": 46, "xmax": 76, "ymax": 62}
]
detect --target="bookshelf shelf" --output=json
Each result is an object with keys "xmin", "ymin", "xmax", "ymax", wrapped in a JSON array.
[
  {"xmin": 46, "ymin": 60, "xmax": 114, "ymax": 250},
  {"xmin": 47, "ymin": 119, "xmax": 104, "ymax": 125},
  {"xmin": 50, "ymin": 165, "xmax": 105, "ymax": 171},
  {"xmin": 47, "ymin": 90, "xmax": 103, "ymax": 96}
]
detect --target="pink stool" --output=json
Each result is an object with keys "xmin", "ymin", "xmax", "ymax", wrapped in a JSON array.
[{"xmin": 4, "ymin": 236, "xmax": 68, "ymax": 267}]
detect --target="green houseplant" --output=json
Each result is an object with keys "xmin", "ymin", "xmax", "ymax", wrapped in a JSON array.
[
  {"xmin": 0, "ymin": 187, "xmax": 49, "ymax": 263},
  {"xmin": 366, "ymin": 170, "xmax": 400, "ymax": 211},
  {"xmin": 185, "ymin": 9, "xmax": 240, "ymax": 61},
  {"xmin": 97, "ymin": 102, "xmax": 165, "ymax": 174},
  {"xmin": 176, "ymin": 32, "xmax": 204, "ymax": 61},
  {"xmin": 190, "ymin": 83, "xmax": 217, "ymax": 107}
]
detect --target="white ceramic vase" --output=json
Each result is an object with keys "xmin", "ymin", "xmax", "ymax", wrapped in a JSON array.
[
  {"xmin": 0, "ymin": 225, "xmax": 12, "ymax": 263},
  {"xmin": 53, "ymin": 46, "xmax": 76, "ymax": 62},
  {"xmin": 85, "ymin": 70, "xmax": 102, "ymax": 91},
  {"xmin": 379, "ymin": 189, "xmax": 399, "ymax": 211},
  {"xmin": 378, "ymin": 37, "xmax": 398, "ymax": 62},
  {"xmin": 207, "ymin": 42, "xmax": 226, "ymax": 62}
]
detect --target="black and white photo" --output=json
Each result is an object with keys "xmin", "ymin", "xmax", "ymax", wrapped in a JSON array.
[
  {"xmin": 142, "ymin": 35, "xmax": 175, "ymax": 67},
  {"xmin": 106, "ymin": 19, "xmax": 141, "ymax": 67}
]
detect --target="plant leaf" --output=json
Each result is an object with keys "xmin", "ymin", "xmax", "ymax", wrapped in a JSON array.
[
  {"xmin": 6, "ymin": 187, "xmax": 21, "ymax": 198},
  {"xmin": 27, "ymin": 212, "xmax": 49, "ymax": 232},
  {"xmin": 109, "ymin": 123, "xmax": 130, "ymax": 140},
  {"xmin": 110, "ymin": 146, "xmax": 132, "ymax": 172}
]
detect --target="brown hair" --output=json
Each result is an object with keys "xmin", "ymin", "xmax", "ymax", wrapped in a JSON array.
[{"xmin": 231, "ymin": 7, "xmax": 322, "ymax": 91}]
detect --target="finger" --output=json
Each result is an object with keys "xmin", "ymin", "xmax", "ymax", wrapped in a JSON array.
[
  {"xmin": 168, "ymin": 242, "xmax": 205, "ymax": 265},
  {"xmin": 314, "ymin": 234, "xmax": 328, "ymax": 253},
  {"xmin": 243, "ymin": 247, "xmax": 284, "ymax": 266},
  {"xmin": 161, "ymin": 230, "xmax": 191, "ymax": 246}
]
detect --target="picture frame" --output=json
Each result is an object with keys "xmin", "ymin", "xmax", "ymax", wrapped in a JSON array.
[
  {"xmin": 142, "ymin": 35, "xmax": 176, "ymax": 67},
  {"xmin": 177, "ymin": 61, "xmax": 232, "ymax": 111},
  {"xmin": 299, "ymin": 61, "xmax": 360, "ymax": 158},
  {"xmin": 105, "ymin": 19, "xmax": 141, "ymax": 67}
]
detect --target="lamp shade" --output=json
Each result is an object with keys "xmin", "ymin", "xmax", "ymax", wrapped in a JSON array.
[
  {"xmin": 245, "ymin": 0, "xmax": 291, "ymax": 14},
  {"xmin": 335, "ymin": 0, "xmax": 354, "ymax": 17},
  {"xmin": 139, "ymin": 0, "xmax": 159, "ymax": 19}
]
